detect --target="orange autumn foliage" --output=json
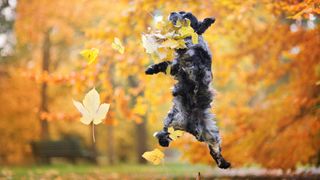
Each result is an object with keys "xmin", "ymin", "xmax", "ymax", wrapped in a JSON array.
[
  {"xmin": 0, "ymin": 0, "xmax": 318, "ymax": 169},
  {"xmin": 0, "ymin": 67, "xmax": 40, "ymax": 164}
]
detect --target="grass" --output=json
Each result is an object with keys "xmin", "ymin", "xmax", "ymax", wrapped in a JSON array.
[
  {"xmin": 1, "ymin": 163, "xmax": 214, "ymax": 179},
  {"xmin": 2, "ymin": 163, "xmax": 320, "ymax": 179}
]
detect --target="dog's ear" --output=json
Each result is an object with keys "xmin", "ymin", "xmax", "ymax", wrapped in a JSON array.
[
  {"xmin": 196, "ymin": 17, "xmax": 215, "ymax": 35},
  {"xmin": 183, "ymin": 12, "xmax": 200, "ymax": 31}
]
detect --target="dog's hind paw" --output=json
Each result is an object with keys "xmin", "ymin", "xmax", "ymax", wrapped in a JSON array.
[{"xmin": 218, "ymin": 159, "xmax": 231, "ymax": 169}]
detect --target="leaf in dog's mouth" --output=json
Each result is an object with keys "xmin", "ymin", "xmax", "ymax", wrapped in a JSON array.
[{"xmin": 141, "ymin": 18, "xmax": 199, "ymax": 63}]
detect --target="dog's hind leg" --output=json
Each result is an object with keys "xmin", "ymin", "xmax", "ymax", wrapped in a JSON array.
[
  {"xmin": 202, "ymin": 116, "xmax": 231, "ymax": 169},
  {"xmin": 208, "ymin": 144, "xmax": 231, "ymax": 169}
]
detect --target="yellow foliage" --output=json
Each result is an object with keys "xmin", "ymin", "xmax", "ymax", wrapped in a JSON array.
[
  {"xmin": 0, "ymin": 68, "xmax": 40, "ymax": 164},
  {"xmin": 132, "ymin": 97, "xmax": 148, "ymax": 116}
]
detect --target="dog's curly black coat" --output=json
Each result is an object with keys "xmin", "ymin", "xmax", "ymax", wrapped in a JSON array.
[{"xmin": 145, "ymin": 12, "xmax": 230, "ymax": 169}]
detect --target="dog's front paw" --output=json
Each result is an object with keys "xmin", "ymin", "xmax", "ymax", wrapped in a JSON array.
[
  {"xmin": 154, "ymin": 131, "xmax": 171, "ymax": 147},
  {"xmin": 145, "ymin": 66, "xmax": 155, "ymax": 75}
]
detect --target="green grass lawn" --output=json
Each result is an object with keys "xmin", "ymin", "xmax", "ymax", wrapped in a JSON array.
[{"xmin": 1, "ymin": 163, "xmax": 214, "ymax": 179}]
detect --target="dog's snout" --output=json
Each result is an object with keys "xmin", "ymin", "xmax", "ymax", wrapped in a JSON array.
[
  {"xmin": 169, "ymin": 12, "xmax": 177, "ymax": 20},
  {"xmin": 169, "ymin": 12, "xmax": 181, "ymax": 24}
]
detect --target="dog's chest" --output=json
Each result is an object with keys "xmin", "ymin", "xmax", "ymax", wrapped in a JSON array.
[{"xmin": 177, "ymin": 49, "xmax": 198, "ymax": 82}]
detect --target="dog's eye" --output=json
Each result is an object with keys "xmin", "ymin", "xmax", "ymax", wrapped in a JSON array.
[{"xmin": 183, "ymin": 13, "xmax": 192, "ymax": 18}]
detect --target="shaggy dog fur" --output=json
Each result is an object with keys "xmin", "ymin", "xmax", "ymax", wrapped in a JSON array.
[{"xmin": 145, "ymin": 12, "xmax": 231, "ymax": 169}]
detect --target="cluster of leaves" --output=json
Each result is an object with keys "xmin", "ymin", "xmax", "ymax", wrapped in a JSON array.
[{"xmin": 142, "ymin": 19, "xmax": 198, "ymax": 63}]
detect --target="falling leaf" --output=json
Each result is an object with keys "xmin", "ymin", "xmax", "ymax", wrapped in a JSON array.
[
  {"xmin": 73, "ymin": 88, "xmax": 110, "ymax": 125},
  {"xmin": 142, "ymin": 148, "xmax": 164, "ymax": 165},
  {"xmin": 111, "ymin": 37, "xmax": 125, "ymax": 54},
  {"xmin": 80, "ymin": 48, "xmax": 99, "ymax": 64},
  {"xmin": 168, "ymin": 127, "xmax": 184, "ymax": 140},
  {"xmin": 142, "ymin": 34, "xmax": 159, "ymax": 54}
]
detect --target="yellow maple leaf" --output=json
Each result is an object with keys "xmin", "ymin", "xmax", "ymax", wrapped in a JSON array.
[
  {"xmin": 80, "ymin": 48, "xmax": 99, "ymax": 64},
  {"xmin": 72, "ymin": 88, "xmax": 110, "ymax": 125},
  {"xmin": 178, "ymin": 26, "xmax": 198, "ymax": 44},
  {"xmin": 111, "ymin": 37, "xmax": 125, "ymax": 54},
  {"xmin": 168, "ymin": 127, "xmax": 184, "ymax": 140},
  {"xmin": 142, "ymin": 148, "xmax": 164, "ymax": 165}
]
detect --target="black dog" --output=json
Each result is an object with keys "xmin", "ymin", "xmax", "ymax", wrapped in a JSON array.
[{"xmin": 145, "ymin": 12, "xmax": 230, "ymax": 169}]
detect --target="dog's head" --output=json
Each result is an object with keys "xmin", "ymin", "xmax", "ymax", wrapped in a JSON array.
[{"xmin": 168, "ymin": 11, "xmax": 215, "ymax": 35}]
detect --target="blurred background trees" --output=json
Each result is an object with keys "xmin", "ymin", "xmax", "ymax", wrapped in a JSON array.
[{"xmin": 0, "ymin": 0, "xmax": 319, "ymax": 170}]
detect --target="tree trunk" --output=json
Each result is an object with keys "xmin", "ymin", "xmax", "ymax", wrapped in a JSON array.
[
  {"xmin": 128, "ymin": 76, "xmax": 148, "ymax": 164},
  {"xmin": 39, "ymin": 29, "xmax": 51, "ymax": 140},
  {"xmin": 105, "ymin": 62, "xmax": 116, "ymax": 164},
  {"xmin": 136, "ymin": 119, "xmax": 148, "ymax": 164},
  {"xmin": 106, "ymin": 125, "xmax": 115, "ymax": 164}
]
